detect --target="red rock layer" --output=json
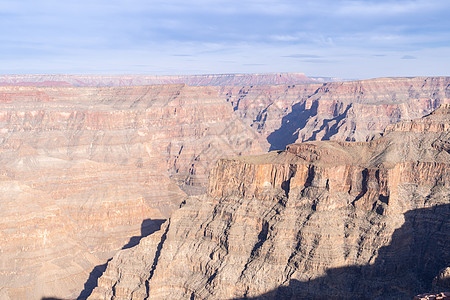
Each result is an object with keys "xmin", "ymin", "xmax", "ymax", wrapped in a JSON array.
[
  {"xmin": 219, "ymin": 77, "xmax": 450, "ymax": 149},
  {"xmin": 0, "ymin": 84, "xmax": 263, "ymax": 299},
  {"xmin": 90, "ymin": 105, "xmax": 449, "ymax": 299},
  {"xmin": 1, "ymin": 77, "xmax": 449, "ymax": 299}
]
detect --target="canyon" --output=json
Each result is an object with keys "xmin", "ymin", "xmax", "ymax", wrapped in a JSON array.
[
  {"xmin": 0, "ymin": 84, "xmax": 262, "ymax": 299},
  {"xmin": 221, "ymin": 76, "xmax": 449, "ymax": 149},
  {"xmin": 0, "ymin": 73, "xmax": 319, "ymax": 87},
  {"xmin": 0, "ymin": 75, "xmax": 447, "ymax": 299},
  {"xmin": 90, "ymin": 104, "xmax": 450, "ymax": 299}
]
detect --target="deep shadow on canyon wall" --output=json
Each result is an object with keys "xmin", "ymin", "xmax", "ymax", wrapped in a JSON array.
[
  {"xmin": 267, "ymin": 101, "xmax": 318, "ymax": 151},
  {"xmin": 236, "ymin": 204, "xmax": 450, "ymax": 300},
  {"xmin": 43, "ymin": 218, "xmax": 165, "ymax": 300},
  {"xmin": 75, "ymin": 219, "xmax": 165, "ymax": 300},
  {"xmin": 41, "ymin": 205, "xmax": 449, "ymax": 300}
]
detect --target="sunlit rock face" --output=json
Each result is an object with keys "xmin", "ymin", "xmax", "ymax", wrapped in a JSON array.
[
  {"xmin": 1, "ymin": 75, "xmax": 448, "ymax": 148},
  {"xmin": 0, "ymin": 76, "xmax": 449, "ymax": 299},
  {"xmin": 221, "ymin": 77, "xmax": 450, "ymax": 150},
  {"xmin": 0, "ymin": 84, "xmax": 263, "ymax": 299},
  {"xmin": 91, "ymin": 106, "xmax": 449, "ymax": 300}
]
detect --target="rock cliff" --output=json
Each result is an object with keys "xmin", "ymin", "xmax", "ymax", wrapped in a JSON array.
[
  {"xmin": 0, "ymin": 76, "xmax": 449, "ymax": 299},
  {"xmin": 90, "ymin": 105, "xmax": 450, "ymax": 299},
  {"xmin": 220, "ymin": 77, "xmax": 450, "ymax": 150},
  {"xmin": 0, "ymin": 84, "xmax": 262, "ymax": 299},
  {"xmin": 1, "ymin": 75, "xmax": 448, "ymax": 149}
]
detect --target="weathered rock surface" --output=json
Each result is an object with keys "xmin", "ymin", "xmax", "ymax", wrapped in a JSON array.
[
  {"xmin": 1, "ymin": 75, "xmax": 448, "ymax": 150},
  {"xmin": 0, "ymin": 84, "xmax": 263, "ymax": 299},
  {"xmin": 90, "ymin": 105, "xmax": 450, "ymax": 299},
  {"xmin": 220, "ymin": 77, "xmax": 450, "ymax": 150},
  {"xmin": 0, "ymin": 73, "xmax": 318, "ymax": 87},
  {"xmin": 433, "ymin": 267, "xmax": 450, "ymax": 292},
  {"xmin": 1, "ymin": 76, "xmax": 449, "ymax": 299}
]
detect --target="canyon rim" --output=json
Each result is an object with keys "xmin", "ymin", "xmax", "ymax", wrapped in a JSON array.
[{"xmin": 0, "ymin": 74, "xmax": 447, "ymax": 299}]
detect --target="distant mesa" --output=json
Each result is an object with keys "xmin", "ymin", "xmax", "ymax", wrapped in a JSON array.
[{"xmin": 0, "ymin": 73, "xmax": 322, "ymax": 87}]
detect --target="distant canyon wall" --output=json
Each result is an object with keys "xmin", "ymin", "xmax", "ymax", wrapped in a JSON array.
[
  {"xmin": 0, "ymin": 73, "xmax": 318, "ymax": 87},
  {"xmin": 219, "ymin": 77, "xmax": 450, "ymax": 150},
  {"xmin": 0, "ymin": 76, "xmax": 448, "ymax": 299}
]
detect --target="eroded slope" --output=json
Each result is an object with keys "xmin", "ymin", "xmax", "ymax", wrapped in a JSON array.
[
  {"xmin": 1, "ymin": 76, "xmax": 449, "ymax": 299},
  {"xmin": 0, "ymin": 84, "xmax": 262, "ymax": 299},
  {"xmin": 221, "ymin": 77, "xmax": 450, "ymax": 149},
  {"xmin": 91, "ymin": 105, "xmax": 450, "ymax": 299}
]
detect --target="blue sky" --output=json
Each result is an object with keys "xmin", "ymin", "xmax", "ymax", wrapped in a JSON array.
[{"xmin": 0, "ymin": 0, "xmax": 449, "ymax": 78}]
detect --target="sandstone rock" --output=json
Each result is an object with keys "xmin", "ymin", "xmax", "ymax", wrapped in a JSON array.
[
  {"xmin": 0, "ymin": 73, "xmax": 318, "ymax": 87},
  {"xmin": 1, "ymin": 76, "xmax": 449, "ymax": 299},
  {"xmin": 0, "ymin": 84, "xmax": 263, "ymax": 299},
  {"xmin": 221, "ymin": 77, "xmax": 450, "ymax": 150},
  {"xmin": 90, "ymin": 105, "xmax": 449, "ymax": 299},
  {"xmin": 2, "ymin": 75, "xmax": 448, "ymax": 150}
]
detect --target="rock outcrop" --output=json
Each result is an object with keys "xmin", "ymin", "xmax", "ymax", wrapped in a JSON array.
[
  {"xmin": 220, "ymin": 77, "xmax": 450, "ymax": 149},
  {"xmin": 90, "ymin": 105, "xmax": 450, "ymax": 299},
  {"xmin": 433, "ymin": 267, "xmax": 450, "ymax": 292},
  {"xmin": 414, "ymin": 292, "xmax": 450, "ymax": 300},
  {"xmin": 0, "ymin": 84, "xmax": 262, "ymax": 299},
  {"xmin": 0, "ymin": 76, "xmax": 449, "ymax": 299}
]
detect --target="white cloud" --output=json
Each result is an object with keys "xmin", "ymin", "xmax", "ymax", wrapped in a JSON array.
[
  {"xmin": 337, "ymin": 0, "xmax": 437, "ymax": 16},
  {"xmin": 270, "ymin": 35, "xmax": 301, "ymax": 42},
  {"xmin": 0, "ymin": 0, "xmax": 448, "ymax": 77}
]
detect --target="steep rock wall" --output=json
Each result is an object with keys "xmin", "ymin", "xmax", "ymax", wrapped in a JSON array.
[
  {"xmin": 219, "ymin": 77, "xmax": 450, "ymax": 149},
  {"xmin": 0, "ymin": 84, "xmax": 263, "ymax": 299},
  {"xmin": 90, "ymin": 106, "xmax": 450, "ymax": 299},
  {"xmin": 1, "ymin": 77, "xmax": 450, "ymax": 299}
]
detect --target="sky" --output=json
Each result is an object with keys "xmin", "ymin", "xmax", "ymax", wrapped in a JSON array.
[{"xmin": 0, "ymin": 0, "xmax": 449, "ymax": 79}]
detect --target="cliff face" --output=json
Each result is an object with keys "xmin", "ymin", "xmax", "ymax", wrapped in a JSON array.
[
  {"xmin": 90, "ymin": 105, "xmax": 450, "ymax": 299},
  {"xmin": 1, "ymin": 76, "xmax": 449, "ymax": 299},
  {"xmin": 0, "ymin": 84, "xmax": 263, "ymax": 299},
  {"xmin": 221, "ymin": 77, "xmax": 450, "ymax": 150},
  {"xmin": 1, "ymin": 75, "xmax": 448, "ymax": 149},
  {"xmin": 0, "ymin": 73, "xmax": 318, "ymax": 87}
]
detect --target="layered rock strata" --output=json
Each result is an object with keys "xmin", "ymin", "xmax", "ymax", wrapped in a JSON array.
[
  {"xmin": 220, "ymin": 77, "xmax": 450, "ymax": 149},
  {"xmin": 0, "ymin": 84, "xmax": 262, "ymax": 299},
  {"xmin": 91, "ymin": 105, "xmax": 450, "ymax": 299},
  {"xmin": 1, "ymin": 76, "xmax": 449, "ymax": 299},
  {"xmin": 0, "ymin": 73, "xmax": 318, "ymax": 87},
  {"xmin": 1, "ymin": 75, "xmax": 448, "ymax": 150}
]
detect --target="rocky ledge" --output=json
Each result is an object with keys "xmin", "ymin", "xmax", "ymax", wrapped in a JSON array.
[{"xmin": 89, "ymin": 106, "xmax": 449, "ymax": 299}]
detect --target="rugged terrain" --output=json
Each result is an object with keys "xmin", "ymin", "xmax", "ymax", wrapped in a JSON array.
[
  {"xmin": 0, "ymin": 75, "xmax": 448, "ymax": 299},
  {"xmin": 0, "ymin": 84, "xmax": 262, "ymax": 299},
  {"xmin": 220, "ymin": 77, "xmax": 450, "ymax": 149},
  {"xmin": 90, "ymin": 105, "xmax": 450, "ymax": 299},
  {"xmin": 1, "ymin": 75, "xmax": 448, "ymax": 149},
  {"xmin": 0, "ymin": 73, "xmax": 318, "ymax": 87}
]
